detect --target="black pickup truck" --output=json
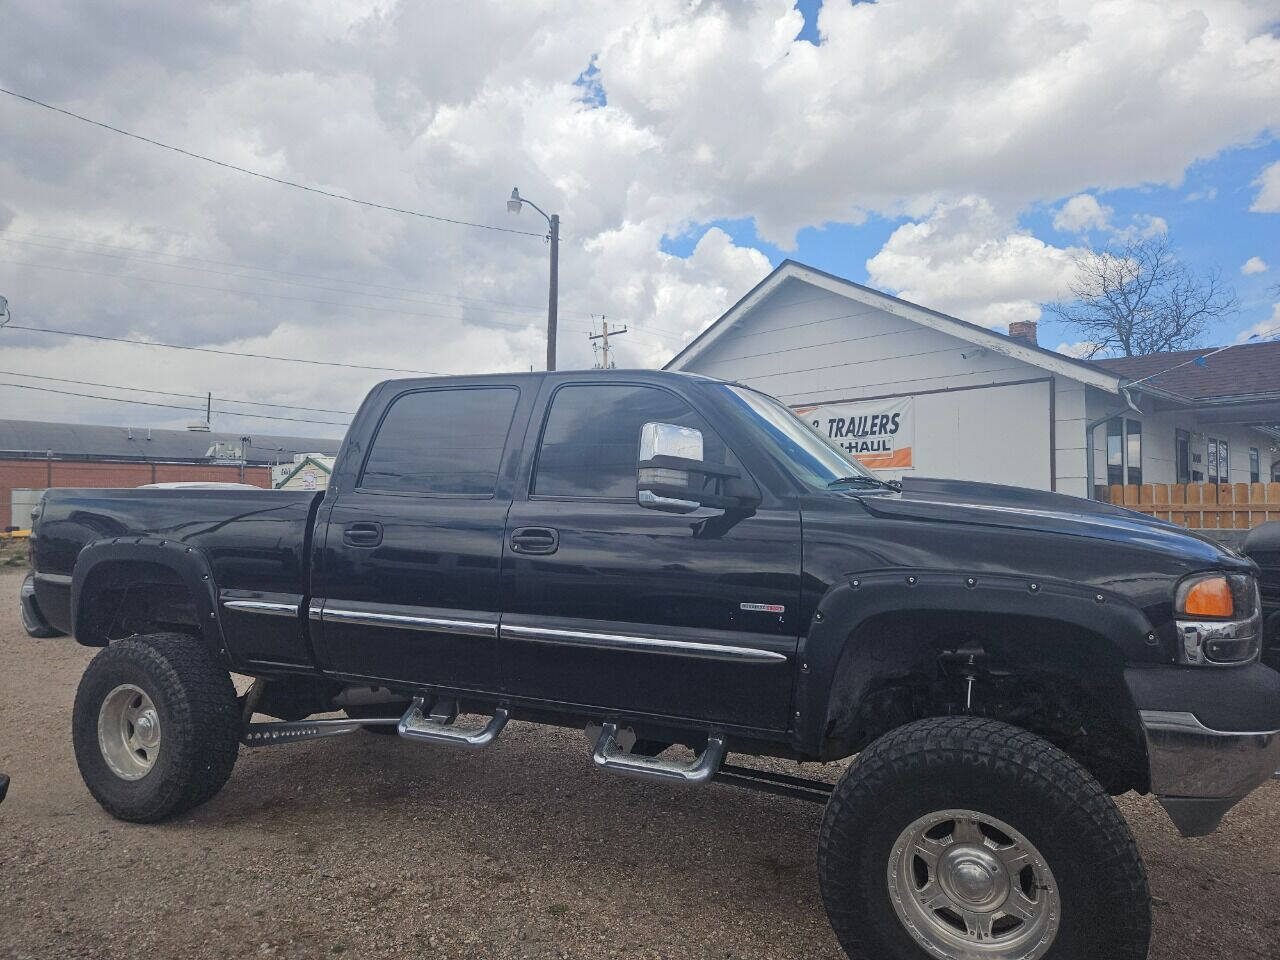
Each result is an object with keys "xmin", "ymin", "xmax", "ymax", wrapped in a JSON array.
[{"xmin": 25, "ymin": 370, "xmax": 1280, "ymax": 960}]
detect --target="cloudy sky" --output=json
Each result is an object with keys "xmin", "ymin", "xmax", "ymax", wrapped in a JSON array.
[{"xmin": 1, "ymin": 0, "xmax": 1278, "ymax": 440}]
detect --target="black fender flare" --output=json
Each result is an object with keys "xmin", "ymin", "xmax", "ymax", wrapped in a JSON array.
[
  {"xmin": 790, "ymin": 569, "xmax": 1160, "ymax": 756},
  {"xmin": 70, "ymin": 537, "xmax": 231, "ymax": 665}
]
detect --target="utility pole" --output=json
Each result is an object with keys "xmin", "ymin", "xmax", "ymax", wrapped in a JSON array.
[
  {"xmin": 206, "ymin": 392, "xmax": 212, "ymax": 426},
  {"xmin": 589, "ymin": 317, "xmax": 628, "ymax": 369}
]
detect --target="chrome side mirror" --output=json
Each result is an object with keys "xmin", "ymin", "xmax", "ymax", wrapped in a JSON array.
[{"xmin": 637, "ymin": 422, "xmax": 704, "ymax": 513}]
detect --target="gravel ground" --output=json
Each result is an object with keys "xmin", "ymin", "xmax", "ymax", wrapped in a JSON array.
[{"xmin": 1, "ymin": 566, "xmax": 1277, "ymax": 959}]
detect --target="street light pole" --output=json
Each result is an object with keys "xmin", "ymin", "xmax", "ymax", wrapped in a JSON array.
[
  {"xmin": 507, "ymin": 188, "xmax": 559, "ymax": 371},
  {"xmin": 546, "ymin": 211, "xmax": 559, "ymax": 373}
]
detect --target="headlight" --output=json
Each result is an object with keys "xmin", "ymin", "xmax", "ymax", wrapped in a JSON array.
[{"xmin": 1174, "ymin": 573, "xmax": 1262, "ymax": 665}]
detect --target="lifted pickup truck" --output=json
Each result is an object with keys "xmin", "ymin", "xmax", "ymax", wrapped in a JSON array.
[{"xmin": 26, "ymin": 370, "xmax": 1280, "ymax": 960}]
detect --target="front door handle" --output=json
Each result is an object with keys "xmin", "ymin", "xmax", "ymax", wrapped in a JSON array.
[
  {"xmin": 510, "ymin": 526, "xmax": 558, "ymax": 555},
  {"xmin": 343, "ymin": 521, "xmax": 383, "ymax": 547}
]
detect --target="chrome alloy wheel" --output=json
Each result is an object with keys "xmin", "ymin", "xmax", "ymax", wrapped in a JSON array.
[
  {"xmin": 888, "ymin": 809, "xmax": 1060, "ymax": 960},
  {"xmin": 97, "ymin": 684, "xmax": 162, "ymax": 781}
]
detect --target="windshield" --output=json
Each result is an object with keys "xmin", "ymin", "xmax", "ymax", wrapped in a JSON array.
[{"xmin": 721, "ymin": 385, "xmax": 880, "ymax": 489}]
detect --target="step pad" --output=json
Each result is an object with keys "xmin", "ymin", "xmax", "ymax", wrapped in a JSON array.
[
  {"xmin": 397, "ymin": 697, "xmax": 508, "ymax": 749},
  {"xmin": 592, "ymin": 722, "xmax": 725, "ymax": 784}
]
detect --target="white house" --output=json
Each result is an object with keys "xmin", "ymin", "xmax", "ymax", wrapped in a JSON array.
[{"xmin": 665, "ymin": 260, "xmax": 1280, "ymax": 500}]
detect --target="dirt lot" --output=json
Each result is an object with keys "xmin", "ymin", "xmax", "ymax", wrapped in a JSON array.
[{"xmin": 1, "ymin": 566, "xmax": 1277, "ymax": 960}]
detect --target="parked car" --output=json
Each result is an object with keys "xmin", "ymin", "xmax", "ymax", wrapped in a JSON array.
[
  {"xmin": 24, "ymin": 370, "xmax": 1280, "ymax": 960},
  {"xmin": 1242, "ymin": 520, "xmax": 1280, "ymax": 671}
]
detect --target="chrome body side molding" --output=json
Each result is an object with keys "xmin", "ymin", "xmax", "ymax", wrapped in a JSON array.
[
  {"xmin": 222, "ymin": 599, "xmax": 299, "ymax": 619},
  {"xmin": 500, "ymin": 623, "xmax": 787, "ymax": 664},
  {"xmin": 319, "ymin": 606, "xmax": 498, "ymax": 639}
]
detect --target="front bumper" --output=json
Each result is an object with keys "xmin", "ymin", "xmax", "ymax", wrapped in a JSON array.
[
  {"xmin": 1139, "ymin": 709, "xmax": 1280, "ymax": 837},
  {"xmin": 1127, "ymin": 663, "xmax": 1280, "ymax": 837}
]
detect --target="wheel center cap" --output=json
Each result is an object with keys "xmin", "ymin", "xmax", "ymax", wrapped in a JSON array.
[
  {"xmin": 939, "ymin": 846, "xmax": 1009, "ymax": 911},
  {"xmin": 134, "ymin": 711, "xmax": 160, "ymax": 745}
]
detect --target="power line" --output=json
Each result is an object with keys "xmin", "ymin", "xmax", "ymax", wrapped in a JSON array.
[
  {"xmin": 0, "ymin": 234, "xmax": 560, "ymax": 320},
  {"xmin": 1119, "ymin": 322, "xmax": 1280, "ymax": 390},
  {"xmin": 0, "ymin": 257, "xmax": 564, "ymax": 334},
  {"xmin": 0, "ymin": 381, "xmax": 349, "ymax": 426},
  {"xmin": 4, "ymin": 229, "xmax": 624, "ymax": 321},
  {"xmin": 0, "ymin": 87, "xmax": 545, "ymax": 239},
  {"xmin": 0, "ymin": 257, "xmax": 637, "ymax": 343},
  {"xmin": 0, "ymin": 369, "xmax": 357, "ymax": 415},
  {"xmin": 0, "ymin": 231, "xmax": 686, "ymax": 342},
  {"xmin": 2, "ymin": 322, "xmax": 439, "ymax": 374}
]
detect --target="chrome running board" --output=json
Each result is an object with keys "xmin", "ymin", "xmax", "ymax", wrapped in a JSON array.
[
  {"xmin": 397, "ymin": 697, "xmax": 508, "ymax": 749},
  {"xmin": 592, "ymin": 722, "xmax": 725, "ymax": 784}
]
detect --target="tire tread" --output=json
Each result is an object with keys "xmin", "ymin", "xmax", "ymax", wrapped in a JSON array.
[{"xmin": 817, "ymin": 716, "xmax": 1150, "ymax": 959}]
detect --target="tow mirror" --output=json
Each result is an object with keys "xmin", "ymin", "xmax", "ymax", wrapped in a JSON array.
[
  {"xmin": 637, "ymin": 422, "xmax": 758, "ymax": 514},
  {"xmin": 637, "ymin": 422, "xmax": 704, "ymax": 513}
]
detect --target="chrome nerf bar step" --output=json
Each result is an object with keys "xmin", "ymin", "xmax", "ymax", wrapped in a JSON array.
[
  {"xmin": 592, "ymin": 722, "xmax": 725, "ymax": 784},
  {"xmin": 397, "ymin": 697, "xmax": 508, "ymax": 749},
  {"xmin": 241, "ymin": 697, "xmax": 507, "ymax": 749}
]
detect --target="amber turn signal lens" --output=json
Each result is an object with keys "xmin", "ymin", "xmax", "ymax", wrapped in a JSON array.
[{"xmin": 1181, "ymin": 576, "xmax": 1234, "ymax": 618}]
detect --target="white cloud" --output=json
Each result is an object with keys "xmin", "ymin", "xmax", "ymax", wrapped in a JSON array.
[
  {"xmin": 866, "ymin": 196, "xmax": 1080, "ymax": 330},
  {"xmin": 1055, "ymin": 340, "xmax": 1100, "ymax": 359},
  {"xmin": 1251, "ymin": 160, "xmax": 1280, "ymax": 213},
  {"xmin": 1053, "ymin": 194, "xmax": 1112, "ymax": 233},
  {"xmin": 1, "ymin": 0, "xmax": 1279, "ymax": 428},
  {"xmin": 1234, "ymin": 305, "xmax": 1280, "ymax": 343},
  {"xmin": 1241, "ymin": 256, "xmax": 1269, "ymax": 275}
]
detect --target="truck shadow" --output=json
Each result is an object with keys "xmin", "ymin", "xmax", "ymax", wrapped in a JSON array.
[{"xmin": 193, "ymin": 720, "xmax": 833, "ymax": 919}]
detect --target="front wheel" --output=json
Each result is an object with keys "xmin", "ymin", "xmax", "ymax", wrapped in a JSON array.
[
  {"xmin": 817, "ymin": 717, "xmax": 1150, "ymax": 960},
  {"xmin": 72, "ymin": 634, "xmax": 240, "ymax": 822}
]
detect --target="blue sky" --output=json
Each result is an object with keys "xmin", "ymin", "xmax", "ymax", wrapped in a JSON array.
[{"xmin": 661, "ymin": 0, "xmax": 1279, "ymax": 354}]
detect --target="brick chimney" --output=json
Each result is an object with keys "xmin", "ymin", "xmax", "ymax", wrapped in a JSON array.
[{"xmin": 1008, "ymin": 320, "xmax": 1038, "ymax": 345}]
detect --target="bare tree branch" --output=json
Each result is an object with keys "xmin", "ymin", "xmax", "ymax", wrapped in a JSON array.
[{"xmin": 1048, "ymin": 236, "xmax": 1238, "ymax": 358}]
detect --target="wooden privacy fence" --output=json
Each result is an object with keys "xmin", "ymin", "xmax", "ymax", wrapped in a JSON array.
[{"xmin": 1104, "ymin": 482, "xmax": 1280, "ymax": 529}]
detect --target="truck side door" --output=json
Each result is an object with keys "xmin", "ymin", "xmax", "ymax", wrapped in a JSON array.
[
  {"xmin": 499, "ymin": 380, "xmax": 800, "ymax": 731},
  {"xmin": 310, "ymin": 383, "xmax": 525, "ymax": 691}
]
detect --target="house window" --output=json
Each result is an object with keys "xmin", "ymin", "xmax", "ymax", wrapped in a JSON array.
[
  {"xmin": 1208, "ymin": 438, "xmax": 1229, "ymax": 485},
  {"xmin": 1105, "ymin": 417, "xmax": 1142, "ymax": 488},
  {"xmin": 1175, "ymin": 429, "xmax": 1191, "ymax": 485},
  {"xmin": 1106, "ymin": 418, "xmax": 1123, "ymax": 487},
  {"xmin": 1250, "ymin": 447, "xmax": 1261, "ymax": 484},
  {"xmin": 1126, "ymin": 420, "xmax": 1142, "ymax": 486}
]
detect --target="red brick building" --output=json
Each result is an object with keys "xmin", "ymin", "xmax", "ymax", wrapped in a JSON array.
[{"xmin": 0, "ymin": 419, "xmax": 340, "ymax": 529}]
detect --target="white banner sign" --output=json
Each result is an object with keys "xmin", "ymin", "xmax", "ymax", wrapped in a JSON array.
[{"xmin": 794, "ymin": 397, "xmax": 914, "ymax": 470}]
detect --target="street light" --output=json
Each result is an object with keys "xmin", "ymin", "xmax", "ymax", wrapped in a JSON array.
[{"xmin": 507, "ymin": 187, "xmax": 560, "ymax": 371}]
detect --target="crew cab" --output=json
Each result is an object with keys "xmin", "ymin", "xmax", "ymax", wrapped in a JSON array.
[{"xmin": 25, "ymin": 370, "xmax": 1280, "ymax": 960}]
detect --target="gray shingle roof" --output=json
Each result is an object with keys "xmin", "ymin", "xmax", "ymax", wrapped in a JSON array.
[
  {"xmin": 0, "ymin": 419, "xmax": 341, "ymax": 464},
  {"xmin": 1092, "ymin": 340, "xmax": 1280, "ymax": 401}
]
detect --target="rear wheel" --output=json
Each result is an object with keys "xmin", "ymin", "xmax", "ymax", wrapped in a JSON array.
[
  {"xmin": 817, "ymin": 716, "xmax": 1150, "ymax": 960},
  {"xmin": 72, "ymin": 634, "xmax": 240, "ymax": 822}
]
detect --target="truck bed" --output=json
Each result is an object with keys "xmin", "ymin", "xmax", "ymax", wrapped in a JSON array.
[{"xmin": 32, "ymin": 487, "xmax": 322, "ymax": 662}]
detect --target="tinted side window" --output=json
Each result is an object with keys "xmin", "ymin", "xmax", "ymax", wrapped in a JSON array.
[
  {"xmin": 533, "ymin": 384, "xmax": 726, "ymax": 499},
  {"xmin": 360, "ymin": 387, "xmax": 518, "ymax": 496}
]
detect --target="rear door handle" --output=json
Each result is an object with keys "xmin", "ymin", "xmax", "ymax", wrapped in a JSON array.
[
  {"xmin": 510, "ymin": 526, "xmax": 558, "ymax": 555},
  {"xmin": 343, "ymin": 522, "xmax": 383, "ymax": 547}
]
